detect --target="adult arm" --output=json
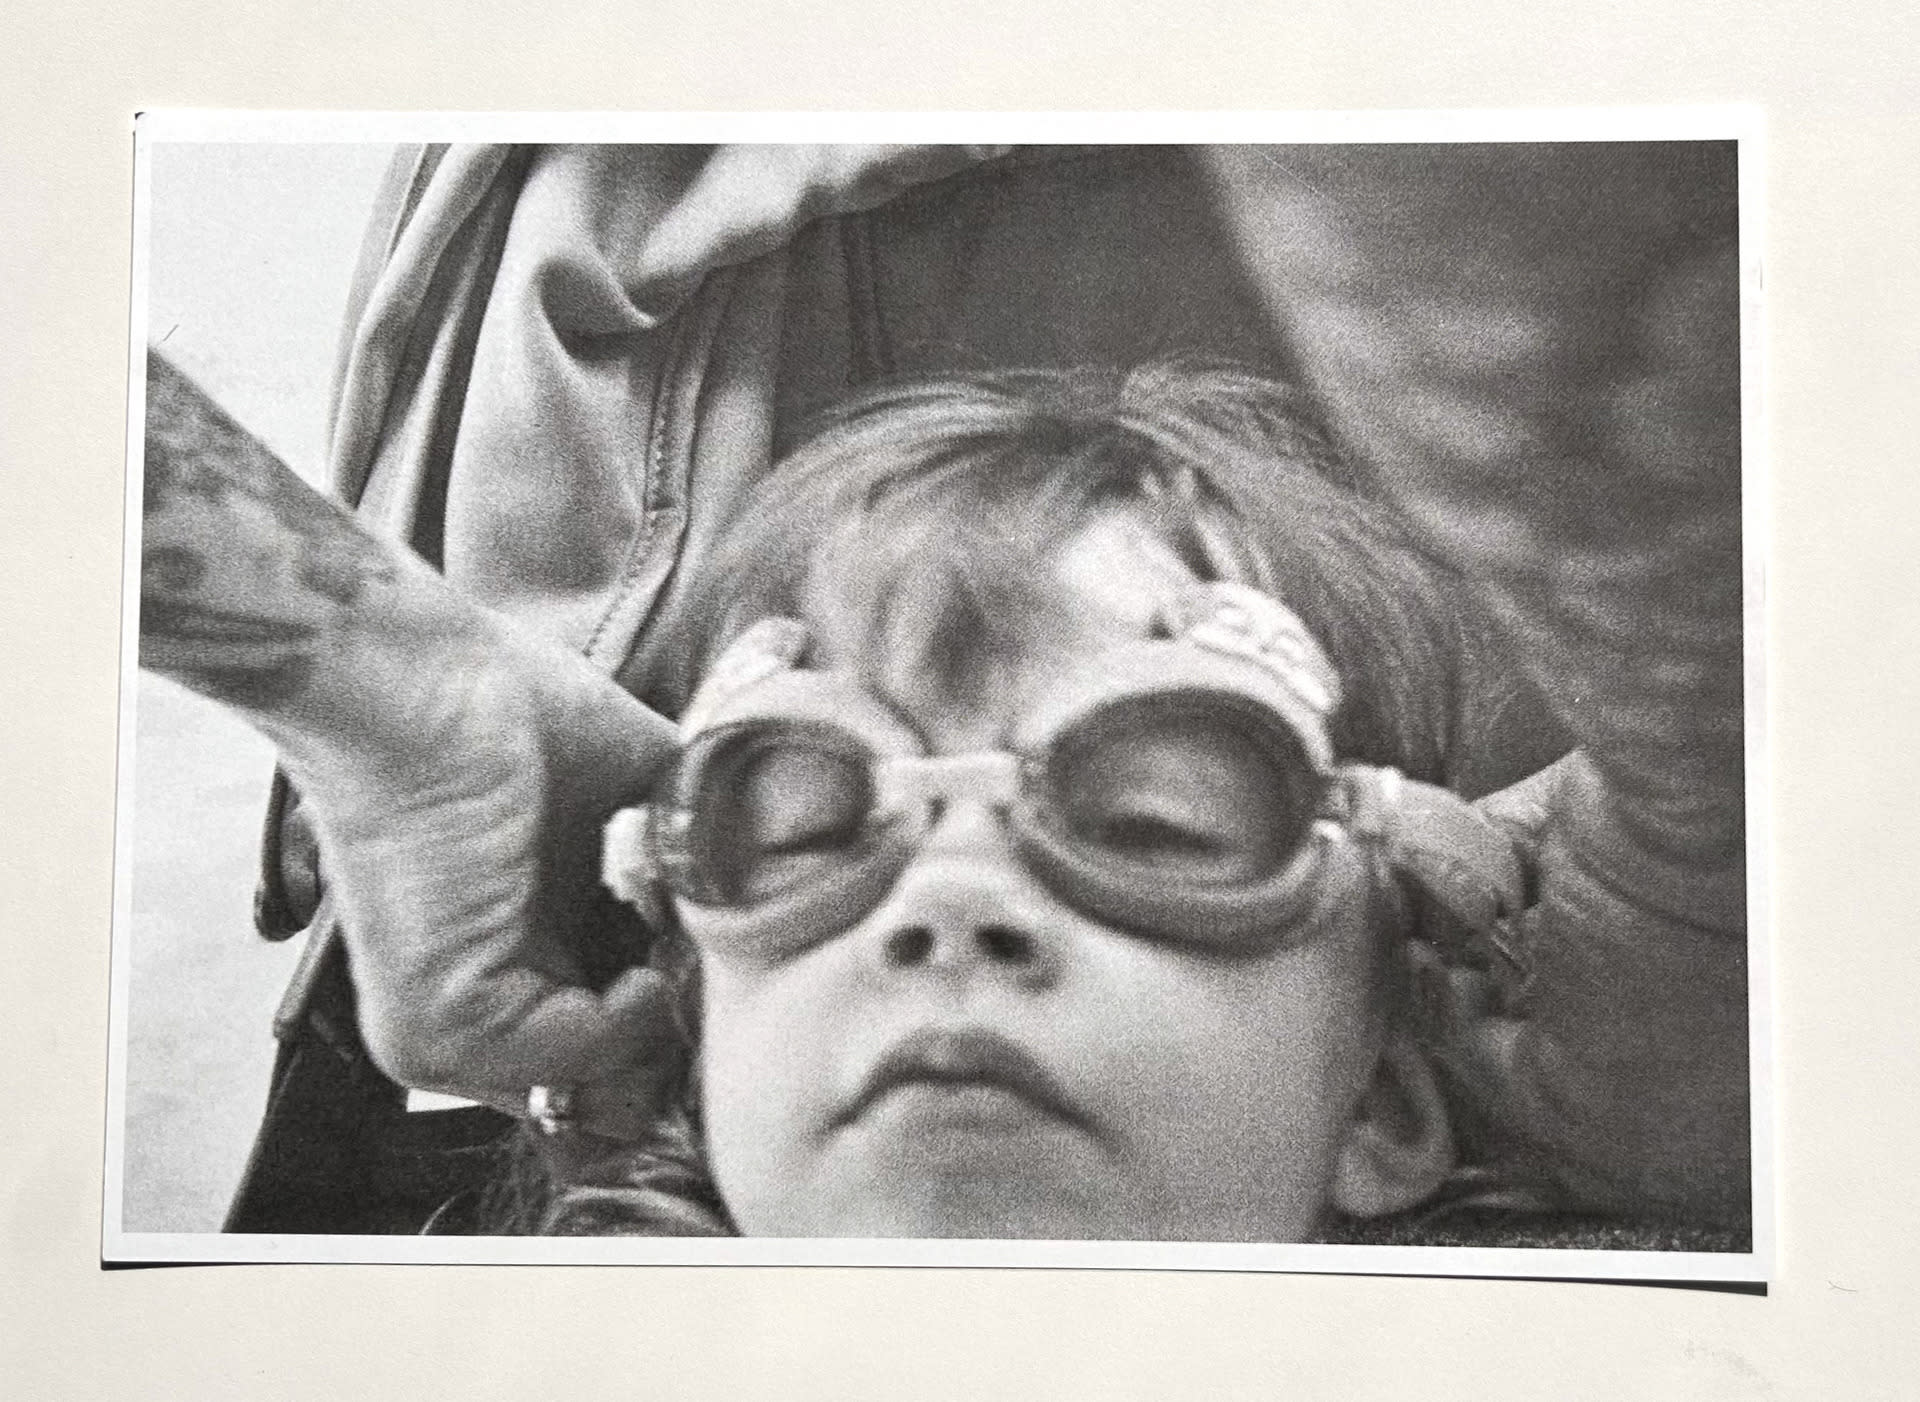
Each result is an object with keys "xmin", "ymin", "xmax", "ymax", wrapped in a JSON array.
[
  {"xmin": 1203, "ymin": 144, "xmax": 1749, "ymax": 1224},
  {"xmin": 141, "ymin": 350, "xmax": 680, "ymax": 1138}
]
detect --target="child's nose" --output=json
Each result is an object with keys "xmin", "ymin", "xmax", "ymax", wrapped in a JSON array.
[{"xmin": 862, "ymin": 803, "xmax": 1060, "ymax": 990}]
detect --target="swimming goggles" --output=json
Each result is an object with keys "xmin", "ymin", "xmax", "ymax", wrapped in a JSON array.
[{"xmin": 604, "ymin": 582, "xmax": 1529, "ymax": 966}]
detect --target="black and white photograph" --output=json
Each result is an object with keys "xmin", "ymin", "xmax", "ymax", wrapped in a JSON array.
[{"xmin": 106, "ymin": 114, "xmax": 1765, "ymax": 1276}]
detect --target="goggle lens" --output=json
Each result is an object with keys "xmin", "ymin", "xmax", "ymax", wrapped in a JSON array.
[
  {"xmin": 1037, "ymin": 693, "xmax": 1321, "ymax": 887},
  {"xmin": 679, "ymin": 723, "xmax": 880, "ymax": 904},
  {"xmin": 662, "ymin": 693, "xmax": 1325, "ymax": 930}
]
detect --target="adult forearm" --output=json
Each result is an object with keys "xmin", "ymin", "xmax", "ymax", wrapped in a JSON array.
[
  {"xmin": 1203, "ymin": 146, "xmax": 1750, "ymax": 1223},
  {"xmin": 140, "ymin": 349, "xmax": 681, "ymax": 1127},
  {"xmin": 1202, "ymin": 144, "xmax": 1744, "ymax": 896},
  {"xmin": 140, "ymin": 351, "xmax": 486, "ymax": 770}
]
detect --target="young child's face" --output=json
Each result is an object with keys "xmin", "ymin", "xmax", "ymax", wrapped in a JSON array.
[{"xmin": 684, "ymin": 517, "xmax": 1389, "ymax": 1241}]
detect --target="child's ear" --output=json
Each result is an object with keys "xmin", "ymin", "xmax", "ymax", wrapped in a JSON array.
[{"xmin": 1330, "ymin": 1037, "xmax": 1456, "ymax": 1219}]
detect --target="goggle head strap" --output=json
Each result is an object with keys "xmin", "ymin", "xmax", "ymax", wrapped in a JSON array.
[
  {"xmin": 1337, "ymin": 765, "xmax": 1531, "ymax": 974},
  {"xmin": 1159, "ymin": 584, "xmax": 1532, "ymax": 969},
  {"xmin": 1157, "ymin": 581, "xmax": 1341, "ymax": 773},
  {"xmin": 678, "ymin": 583, "xmax": 1342, "ymax": 757},
  {"xmin": 604, "ymin": 595, "xmax": 1541, "ymax": 974},
  {"xmin": 606, "ymin": 586, "xmax": 1340, "ymax": 916}
]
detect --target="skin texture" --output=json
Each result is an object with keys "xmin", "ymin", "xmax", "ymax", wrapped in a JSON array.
[
  {"xmin": 143, "ymin": 135, "xmax": 1747, "ymax": 1230},
  {"xmin": 141, "ymin": 352, "xmax": 398, "ymax": 709},
  {"xmin": 140, "ymin": 351, "xmax": 683, "ymax": 1139},
  {"xmin": 687, "ymin": 520, "xmax": 1429, "ymax": 1240}
]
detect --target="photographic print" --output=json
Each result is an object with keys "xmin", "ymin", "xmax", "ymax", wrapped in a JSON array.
[{"xmin": 106, "ymin": 113, "xmax": 1766, "ymax": 1277}]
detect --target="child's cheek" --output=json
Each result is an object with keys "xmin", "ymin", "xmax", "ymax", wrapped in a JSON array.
[
  {"xmin": 1066, "ymin": 918, "xmax": 1379, "ymax": 1238},
  {"xmin": 693, "ymin": 954, "xmax": 858, "ymax": 1233}
]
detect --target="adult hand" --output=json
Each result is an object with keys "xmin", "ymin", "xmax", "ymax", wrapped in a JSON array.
[{"xmin": 142, "ymin": 351, "xmax": 680, "ymax": 1139}]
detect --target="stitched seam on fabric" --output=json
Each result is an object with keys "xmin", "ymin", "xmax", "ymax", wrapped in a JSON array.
[
  {"xmin": 583, "ymin": 268, "xmax": 737, "ymax": 666},
  {"xmin": 580, "ymin": 317, "xmax": 685, "ymax": 661}
]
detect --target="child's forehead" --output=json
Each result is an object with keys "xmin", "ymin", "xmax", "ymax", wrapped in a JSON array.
[
  {"xmin": 1050, "ymin": 512, "xmax": 1201, "ymax": 630},
  {"xmin": 801, "ymin": 509, "xmax": 1207, "ymax": 744}
]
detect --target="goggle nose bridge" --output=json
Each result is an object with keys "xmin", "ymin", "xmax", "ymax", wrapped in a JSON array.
[
  {"xmin": 872, "ymin": 750, "xmax": 1026, "ymax": 817},
  {"xmin": 598, "ymin": 593, "xmax": 1537, "ymax": 971}
]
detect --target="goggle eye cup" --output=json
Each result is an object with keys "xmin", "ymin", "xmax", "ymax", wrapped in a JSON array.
[
  {"xmin": 657, "ymin": 719, "xmax": 888, "ymax": 906},
  {"xmin": 654, "ymin": 693, "xmax": 1334, "ymax": 959}
]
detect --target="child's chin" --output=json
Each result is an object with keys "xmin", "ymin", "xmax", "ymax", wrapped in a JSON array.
[
  {"xmin": 740, "ymin": 1176, "xmax": 1324, "ymax": 1243},
  {"xmin": 720, "ymin": 1163, "xmax": 1099, "ymax": 1241},
  {"xmin": 720, "ymin": 1129, "xmax": 1324, "ymax": 1241},
  {"xmin": 804, "ymin": 1193, "xmax": 1115, "ymax": 1241},
  {"xmin": 762, "ymin": 1170, "xmax": 1157, "ymax": 1241}
]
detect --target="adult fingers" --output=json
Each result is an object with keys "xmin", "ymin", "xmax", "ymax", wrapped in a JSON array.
[{"xmin": 373, "ymin": 965, "xmax": 677, "ymax": 1117}]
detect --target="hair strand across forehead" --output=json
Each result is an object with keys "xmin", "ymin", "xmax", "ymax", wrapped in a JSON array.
[{"xmin": 645, "ymin": 357, "xmax": 1540, "ymax": 790}]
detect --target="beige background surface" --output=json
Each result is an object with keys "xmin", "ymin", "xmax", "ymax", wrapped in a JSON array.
[{"xmin": 3, "ymin": 3, "xmax": 1917, "ymax": 1400}]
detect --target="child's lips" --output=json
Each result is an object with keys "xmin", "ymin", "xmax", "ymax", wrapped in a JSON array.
[{"xmin": 831, "ymin": 1027, "xmax": 1095, "ymax": 1137}]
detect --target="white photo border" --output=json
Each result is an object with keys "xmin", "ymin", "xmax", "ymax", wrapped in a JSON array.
[{"xmin": 106, "ymin": 108, "xmax": 1770, "ymax": 1281}]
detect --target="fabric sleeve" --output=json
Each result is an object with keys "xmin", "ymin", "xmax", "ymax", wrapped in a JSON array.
[{"xmin": 1201, "ymin": 143, "xmax": 1750, "ymax": 1224}]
